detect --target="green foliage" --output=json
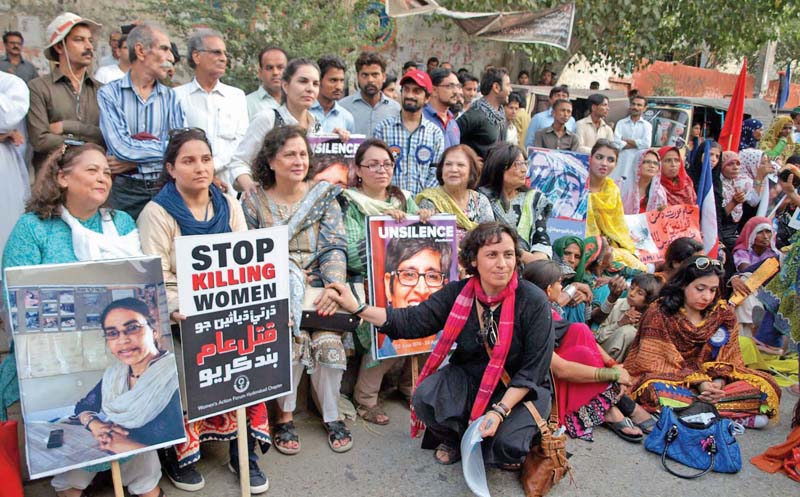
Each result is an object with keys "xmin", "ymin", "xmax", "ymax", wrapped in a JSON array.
[
  {"xmin": 140, "ymin": 0, "xmax": 380, "ymax": 93},
  {"xmin": 438, "ymin": 0, "xmax": 797, "ymax": 73}
]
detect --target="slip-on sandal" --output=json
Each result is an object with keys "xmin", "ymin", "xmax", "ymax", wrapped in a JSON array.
[{"xmin": 604, "ymin": 417, "xmax": 643, "ymax": 443}]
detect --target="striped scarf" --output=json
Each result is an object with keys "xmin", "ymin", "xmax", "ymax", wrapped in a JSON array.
[{"xmin": 410, "ymin": 275, "xmax": 518, "ymax": 438}]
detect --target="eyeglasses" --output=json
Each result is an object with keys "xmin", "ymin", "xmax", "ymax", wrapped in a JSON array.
[
  {"xmin": 476, "ymin": 306, "xmax": 498, "ymax": 346},
  {"xmin": 360, "ymin": 161, "xmax": 393, "ymax": 172},
  {"xmin": 641, "ymin": 159, "xmax": 659, "ymax": 166},
  {"xmin": 692, "ymin": 257, "xmax": 722, "ymax": 270},
  {"xmin": 168, "ymin": 127, "xmax": 207, "ymax": 139},
  {"xmin": 392, "ymin": 269, "xmax": 445, "ymax": 288},
  {"xmin": 508, "ymin": 160, "xmax": 527, "ymax": 170},
  {"xmin": 197, "ymin": 49, "xmax": 229, "ymax": 58},
  {"xmin": 103, "ymin": 322, "xmax": 147, "ymax": 340}
]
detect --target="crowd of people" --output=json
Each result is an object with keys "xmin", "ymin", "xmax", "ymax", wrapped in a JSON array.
[{"xmin": 1, "ymin": 11, "xmax": 800, "ymax": 497}]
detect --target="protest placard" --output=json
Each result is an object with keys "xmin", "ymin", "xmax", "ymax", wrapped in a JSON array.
[
  {"xmin": 4, "ymin": 257, "xmax": 185, "ymax": 479},
  {"xmin": 175, "ymin": 226, "xmax": 292, "ymax": 422},
  {"xmin": 366, "ymin": 215, "xmax": 459, "ymax": 360},
  {"xmin": 625, "ymin": 204, "xmax": 702, "ymax": 264},
  {"xmin": 309, "ymin": 134, "xmax": 366, "ymax": 189},
  {"xmin": 526, "ymin": 147, "xmax": 588, "ymax": 241}
]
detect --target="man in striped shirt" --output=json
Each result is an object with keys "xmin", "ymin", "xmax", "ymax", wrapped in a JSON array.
[{"xmin": 97, "ymin": 24, "xmax": 185, "ymax": 219}]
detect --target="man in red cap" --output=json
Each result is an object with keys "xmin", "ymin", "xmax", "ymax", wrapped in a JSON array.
[{"xmin": 374, "ymin": 68, "xmax": 445, "ymax": 196}]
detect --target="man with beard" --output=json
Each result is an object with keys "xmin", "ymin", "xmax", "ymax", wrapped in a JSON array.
[
  {"xmin": 457, "ymin": 67, "xmax": 510, "ymax": 159},
  {"xmin": 246, "ymin": 46, "xmax": 287, "ymax": 121},
  {"xmin": 422, "ymin": 68, "xmax": 460, "ymax": 148},
  {"xmin": 174, "ymin": 29, "xmax": 248, "ymax": 187},
  {"xmin": 27, "ymin": 13, "xmax": 106, "ymax": 171},
  {"xmin": 612, "ymin": 94, "xmax": 652, "ymax": 182},
  {"xmin": 98, "ymin": 24, "xmax": 185, "ymax": 219},
  {"xmin": 310, "ymin": 55, "xmax": 355, "ymax": 133},
  {"xmin": 0, "ymin": 31, "xmax": 38, "ymax": 82},
  {"xmin": 374, "ymin": 69, "xmax": 444, "ymax": 196},
  {"xmin": 341, "ymin": 51, "xmax": 400, "ymax": 138}
]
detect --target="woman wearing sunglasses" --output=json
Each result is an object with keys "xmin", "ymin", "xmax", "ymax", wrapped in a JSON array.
[
  {"xmin": 623, "ymin": 255, "xmax": 780, "ymax": 427},
  {"xmin": 137, "ymin": 128, "xmax": 270, "ymax": 493}
]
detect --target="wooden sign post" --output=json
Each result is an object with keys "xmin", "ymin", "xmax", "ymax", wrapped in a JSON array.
[
  {"xmin": 110, "ymin": 461, "xmax": 124, "ymax": 497},
  {"xmin": 236, "ymin": 407, "xmax": 250, "ymax": 497}
]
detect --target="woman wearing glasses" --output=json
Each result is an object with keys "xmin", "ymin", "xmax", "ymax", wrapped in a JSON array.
[
  {"xmin": 619, "ymin": 149, "xmax": 668, "ymax": 215},
  {"xmin": 137, "ymin": 128, "xmax": 270, "ymax": 493},
  {"xmin": 342, "ymin": 139, "xmax": 432, "ymax": 425},
  {"xmin": 586, "ymin": 140, "xmax": 646, "ymax": 271},
  {"xmin": 240, "ymin": 125, "xmax": 352, "ymax": 455},
  {"xmin": 476, "ymin": 142, "xmax": 552, "ymax": 263},
  {"xmin": 416, "ymin": 144, "xmax": 494, "ymax": 241},
  {"xmin": 623, "ymin": 255, "xmax": 780, "ymax": 427},
  {"xmin": 323, "ymin": 222, "xmax": 555, "ymax": 476}
]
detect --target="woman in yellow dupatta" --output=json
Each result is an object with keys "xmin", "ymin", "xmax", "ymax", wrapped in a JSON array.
[
  {"xmin": 586, "ymin": 140, "xmax": 646, "ymax": 271},
  {"xmin": 760, "ymin": 115, "xmax": 795, "ymax": 163},
  {"xmin": 416, "ymin": 145, "xmax": 494, "ymax": 240}
]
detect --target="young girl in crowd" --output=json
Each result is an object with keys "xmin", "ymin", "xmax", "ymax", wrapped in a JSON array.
[
  {"xmin": 522, "ymin": 260, "xmax": 656, "ymax": 443},
  {"xmin": 585, "ymin": 140, "xmax": 646, "ymax": 271},
  {"xmin": 594, "ymin": 273, "xmax": 662, "ymax": 361}
]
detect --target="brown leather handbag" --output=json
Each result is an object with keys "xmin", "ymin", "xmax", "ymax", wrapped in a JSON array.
[{"xmin": 519, "ymin": 397, "xmax": 574, "ymax": 497}]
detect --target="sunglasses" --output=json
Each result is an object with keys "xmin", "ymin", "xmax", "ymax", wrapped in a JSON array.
[
  {"xmin": 168, "ymin": 127, "xmax": 207, "ymax": 139},
  {"xmin": 692, "ymin": 256, "xmax": 722, "ymax": 270}
]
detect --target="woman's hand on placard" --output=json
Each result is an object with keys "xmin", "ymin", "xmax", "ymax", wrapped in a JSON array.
[
  {"xmin": 170, "ymin": 310, "xmax": 186, "ymax": 322},
  {"xmin": 384, "ymin": 209, "xmax": 407, "ymax": 222},
  {"xmin": 417, "ymin": 208, "xmax": 434, "ymax": 223}
]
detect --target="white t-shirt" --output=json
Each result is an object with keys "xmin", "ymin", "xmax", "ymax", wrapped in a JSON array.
[{"xmin": 94, "ymin": 64, "xmax": 126, "ymax": 85}]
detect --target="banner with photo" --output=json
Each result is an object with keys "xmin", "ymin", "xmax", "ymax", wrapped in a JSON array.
[
  {"xmin": 4, "ymin": 257, "xmax": 185, "ymax": 479},
  {"xmin": 526, "ymin": 147, "xmax": 589, "ymax": 241},
  {"xmin": 175, "ymin": 227, "xmax": 292, "ymax": 422},
  {"xmin": 309, "ymin": 134, "xmax": 366, "ymax": 189},
  {"xmin": 625, "ymin": 204, "xmax": 702, "ymax": 264},
  {"xmin": 366, "ymin": 215, "xmax": 458, "ymax": 360}
]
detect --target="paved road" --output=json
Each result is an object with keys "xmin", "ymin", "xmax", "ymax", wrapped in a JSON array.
[{"xmin": 24, "ymin": 389, "xmax": 799, "ymax": 497}]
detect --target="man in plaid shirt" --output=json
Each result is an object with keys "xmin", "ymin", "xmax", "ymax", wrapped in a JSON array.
[{"xmin": 374, "ymin": 69, "xmax": 444, "ymax": 197}]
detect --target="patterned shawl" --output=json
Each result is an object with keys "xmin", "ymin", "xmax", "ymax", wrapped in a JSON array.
[
  {"xmin": 658, "ymin": 146, "xmax": 697, "ymax": 206},
  {"xmin": 415, "ymin": 186, "xmax": 479, "ymax": 231},
  {"xmin": 623, "ymin": 300, "xmax": 780, "ymax": 414},
  {"xmin": 720, "ymin": 150, "xmax": 752, "ymax": 223}
]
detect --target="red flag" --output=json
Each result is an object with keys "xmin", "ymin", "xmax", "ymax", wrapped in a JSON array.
[{"xmin": 718, "ymin": 58, "xmax": 747, "ymax": 152}]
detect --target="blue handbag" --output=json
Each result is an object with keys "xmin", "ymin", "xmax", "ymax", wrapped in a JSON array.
[{"xmin": 644, "ymin": 402, "xmax": 742, "ymax": 478}]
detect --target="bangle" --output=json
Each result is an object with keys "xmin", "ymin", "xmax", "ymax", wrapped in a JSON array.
[
  {"xmin": 489, "ymin": 406, "xmax": 507, "ymax": 421},
  {"xmin": 351, "ymin": 302, "xmax": 367, "ymax": 316},
  {"xmin": 595, "ymin": 367, "xmax": 620, "ymax": 382},
  {"xmin": 84, "ymin": 414, "xmax": 99, "ymax": 432},
  {"xmin": 563, "ymin": 285, "xmax": 577, "ymax": 299},
  {"xmin": 600, "ymin": 297, "xmax": 615, "ymax": 314},
  {"xmin": 492, "ymin": 402, "xmax": 511, "ymax": 418}
]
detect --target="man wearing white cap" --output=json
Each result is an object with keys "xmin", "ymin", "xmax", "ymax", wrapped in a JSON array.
[
  {"xmin": 97, "ymin": 23, "xmax": 185, "ymax": 219},
  {"xmin": 26, "ymin": 12, "xmax": 105, "ymax": 171}
]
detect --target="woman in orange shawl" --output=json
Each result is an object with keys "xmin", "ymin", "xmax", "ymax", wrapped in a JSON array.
[
  {"xmin": 658, "ymin": 146, "xmax": 697, "ymax": 206},
  {"xmin": 624, "ymin": 255, "xmax": 780, "ymax": 428}
]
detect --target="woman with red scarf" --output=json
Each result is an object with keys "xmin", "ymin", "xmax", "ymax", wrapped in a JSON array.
[
  {"xmin": 324, "ymin": 222, "xmax": 554, "ymax": 470},
  {"xmin": 659, "ymin": 146, "xmax": 697, "ymax": 206}
]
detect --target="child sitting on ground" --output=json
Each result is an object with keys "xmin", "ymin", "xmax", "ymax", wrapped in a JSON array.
[{"xmin": 594, "ymin": 273, "xmax": 662, "ymax": 361}]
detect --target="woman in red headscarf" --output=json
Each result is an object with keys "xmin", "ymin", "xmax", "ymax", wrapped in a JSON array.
[{"xmin": 658, "ymin": 146, "xmax": 696, "ymax": 206}]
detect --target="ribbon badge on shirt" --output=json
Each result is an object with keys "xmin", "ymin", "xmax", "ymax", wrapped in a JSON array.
[
  {"xmin": 389, "ymin": 145, "xmax": 403, "ymax": 172},
  {"xmin": 415, "ymin": 145, "xmax": 433, "ymax": 165},
  {"xmin": 709, "ymin": 326, "xmax": 730, "ymax": 360}
]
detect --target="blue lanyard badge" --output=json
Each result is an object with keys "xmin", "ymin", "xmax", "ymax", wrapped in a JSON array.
[{"xmin": 709, "ymin": 326, "xmax": 730, "ymax": 360}]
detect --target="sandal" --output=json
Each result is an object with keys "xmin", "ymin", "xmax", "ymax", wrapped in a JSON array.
[
  {"xmin": 272, "ymin": 421, "xmax": 301, "ymax": 455},
  {"xmin": 634, "ymin": 416, "xmax": 657, "ymax": 434},
  {"xmin": 434, "ymin": 443, "xmax": 461, "ymax": 465},
  {"xmin": 357, "ymin": 403, "xmax": 390, "ymax": 425},
  {"xmin": 604, "ymin": 417, "xmax": 643, "ymax": 443},
  {"xmin": 323, "ymin": 420, "xmax": 353, "ymax": 453}
]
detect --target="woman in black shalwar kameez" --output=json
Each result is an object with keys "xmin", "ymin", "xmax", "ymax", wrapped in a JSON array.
[{"xmin": 321, "ymin": 222, "xmax": 555, "ymax": 468}]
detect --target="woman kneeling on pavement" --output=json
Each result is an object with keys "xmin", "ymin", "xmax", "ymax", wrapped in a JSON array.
[
  {"xmin": 624, "ymin": 255, "xmax": 781, "ymax": 428},
  {"xmin": 324, "ymin": 222, "xmax": 555, "ymax": 470},
  {"xmin": 137, "ymin": 129, "xmax": 269, "ymax": 493}
]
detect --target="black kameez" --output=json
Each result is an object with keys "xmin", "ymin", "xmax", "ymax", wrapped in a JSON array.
[{"xmin": 379, "ymin": 278, "xmax": 555, "ymax": 466}]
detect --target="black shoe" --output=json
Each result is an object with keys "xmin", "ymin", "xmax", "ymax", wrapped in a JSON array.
[
  {"xmin": 228, "ymin": 459, "xmax": 270, "ymax": 494},
  {"xmin": 163, "ymin": 458, "xmax": 205, "ymax": 491}
]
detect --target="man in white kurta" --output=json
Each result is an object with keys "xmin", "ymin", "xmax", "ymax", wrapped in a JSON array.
[
  {"xmin": 0, "ymin": 72, "xmax": 31, "ymax": 261},
  {"xmin": 612, "ymin": 95, "xmax": 653, "ymax": 184}
]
